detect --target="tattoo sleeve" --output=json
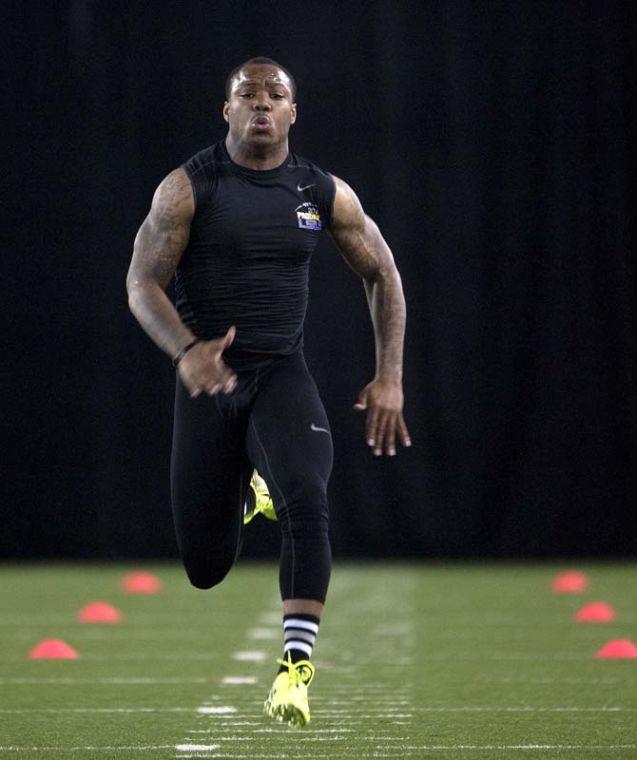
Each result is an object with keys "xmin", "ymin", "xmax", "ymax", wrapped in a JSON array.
[
  {"xmin": 126, "ymin": 168, "xmax": 196, "ymax": 359},
  {"xmin": 328, "ymin": 177, "xmax": 406, "ymax": 381}
]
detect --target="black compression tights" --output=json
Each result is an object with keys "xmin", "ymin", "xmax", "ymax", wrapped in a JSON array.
[{"xmin": 170, "ymin": 350, "xmax": 333, "ymax": 603}]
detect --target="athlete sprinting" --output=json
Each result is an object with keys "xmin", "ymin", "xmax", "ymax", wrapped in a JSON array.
[{"xmin": 126, "ymin": 57, "xmax": 410, "ymax": 727}]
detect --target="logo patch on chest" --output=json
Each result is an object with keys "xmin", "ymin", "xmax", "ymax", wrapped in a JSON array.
[{"xmin": 295, "ymin": 202, "xmax": 322, "ymax": 231}]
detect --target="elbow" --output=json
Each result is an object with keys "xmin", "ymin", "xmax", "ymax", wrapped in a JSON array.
[
  {"xmin": 363, "ymin": 265, "xmax": 405, "ymax": 308},
  {"xmin": 127, "ymin": 289, "xmax": 137, "ymax": 315},
  {"xmin": 126, "ymin": 277, "xmax": 148, "ymax": 315},
  {"xmin": 126, "ymin": 277, "xmax": 163, "ymax": 316},
  {"xmin": 127, "ymin": 291, "xmax": 140, "ymax": 320},
  {"xmin": 364, "ymin": 262, "xmax": 395, "ymax": 288},
  {"xmin": 126, "ymin": 275, "xmax": 138, "ymax": 312}
]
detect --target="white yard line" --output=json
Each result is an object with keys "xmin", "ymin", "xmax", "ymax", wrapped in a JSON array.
[
  {"xmin": 221, "ymin": 676, "xmax": 257, "ymax": 685},
  {"xmin": 250, "ymin": 728, "xmax": 354, "ymax": 734},
  {"xmin": 0, "ymin": 746, "xmax": 177, "ymax": 753},
  {"xmin": 175, "ymin": 746, "xmax": 220, "ymax": 752},
  {"xmin": 400, "ymin": 746, "xmax": 637, "ymax": 752},
  {"xmin": 0, "ymin": 708, "xmax": 196, "ymax": 714},
  {"xmin": 479, "ymin": 677, "xmax": 637, "ymax": 684},
  {"xmin": 232, "ymin": 651, "xmax": 267, "ymax": 662},
  {"xmin": 181, "ymin": 756, "xmax": 335, "ymax": 759},
  {"xmin": 373, "ymin": 736, "xmax": 409, "ymax": 740},
  {"xmin": 335, "ymin": 653, "xmax": 594, "ymax": 663},
  {"xmin": 208, "ymin": 721, "xmax": 262, "ymax": 727},
  {"xmin": 0, "ymin": 677, "xmax": 208, "ymax": 685},
  {"xmin": 247, "ymin": 628, "xmax": 279, "ymax": 640},
  {"xmin": 257, "ymin": 611, "xmax": 282, "ymax": 626},
  {"xmin": 314, "ymin": 711, "xmax": 414, "ymax": 718},
  {"xmin": 200, "ymin": 713, "xmax": 410, "ymax": 721},
  {"xmin": 415, "ymin": 706, "xmax": 635, "ymax": 713},
  {"xmin": 311, "ymin": 697, "xmax": 411, "ymax": 704},
  {"xmin": 309, "ymin": 706, "xmax": 636, "ymax": 715},
  {"xmin": 180, "ymin": 736, "xmax": 347, "ymax": 742},
  {"xmin": 182, "ymin": 723, "xmax": 355, "ymax": 734}
]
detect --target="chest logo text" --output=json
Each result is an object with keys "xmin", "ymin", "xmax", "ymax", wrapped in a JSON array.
[{"xmin": 296, "ymin": 202, "xmax": 322, "ymax": 231}]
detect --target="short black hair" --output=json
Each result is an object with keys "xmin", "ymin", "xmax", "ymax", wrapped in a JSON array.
[{"xmin": 225, "ymin": 57, "xmax": 297, "ymax": 101}]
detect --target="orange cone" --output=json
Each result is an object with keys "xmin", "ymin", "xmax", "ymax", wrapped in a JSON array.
[
  {"xmin": 596, "ymin": 639, "xmax": 637, "ymax": 658},
  {"xmin": 575, "ymin": 602, "xmax": 615, "ymax": 623},
  {"xmin": 121, "ymin": 571, "xmax": 162, "ymax": 594},
  {"xmin": 28, "ymin": 639, "xmax": 79, "ymax": 659},
  {"xmin": 552, "ymin": 570, "xmax": 589, "ymax": 593},
  {"xmin": 78, "ymin": 601, "xmax": 122, "ymax": 623}
]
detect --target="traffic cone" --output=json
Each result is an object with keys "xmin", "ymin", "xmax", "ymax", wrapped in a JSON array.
[
  {"xmin": 28, "ymin": 639, "xmax": 79, "ymax": 659},
  {"xmin": 575, "ymin": 602, "xmax": 615, "ymax": 623},
  {"xmin": 552, "ymin": 570, "xmax": 588, "ymax": 593},
  {"xmin": 595, "ymin": 639, "xmax": 637, "ymax": 659},
  {"xmin": 78, "ymin": 601, "xmax": 122, "ymax": 623},
  {"xmin": 121, "ymin": 571, "xmax": 162, "ymax": 594}
]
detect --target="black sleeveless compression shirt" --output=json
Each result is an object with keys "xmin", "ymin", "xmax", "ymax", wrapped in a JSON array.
[{"xmin": 176, "ymin": 140, "xmax": 336, "ymax": 364}]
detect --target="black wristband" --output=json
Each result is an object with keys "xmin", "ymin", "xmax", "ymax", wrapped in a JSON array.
[{"xmin": 172, "ymin": 339, "xmax": 201, "ymax": 367}]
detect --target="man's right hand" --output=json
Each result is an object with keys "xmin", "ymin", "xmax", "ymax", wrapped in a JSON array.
[{"xmin": 177, "ymin": 326, "xmax": 238, "ymax": 398}]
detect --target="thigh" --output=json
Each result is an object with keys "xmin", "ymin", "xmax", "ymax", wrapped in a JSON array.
[
  {"xmin": 170, "ymin": 375, "xmax": 252, "ymax": 562},
  {"xmin": 246, "ymin": 353, "xmax": 333, "ymax": 506}
]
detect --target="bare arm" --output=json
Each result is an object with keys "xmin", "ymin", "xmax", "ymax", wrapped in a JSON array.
[
  {"xmin": 126, "ymin": 168, "xmax": 237, "ymax": 397},
  {"xmin": 328, "ymin": 176, "xmax": 406, "ymax": 381},
  {"xmin": 328, "ymin": 175, "xmax": 411, "ymax": 456},
  {"xmin": 126, "ymin": 168, "xmax": 196, "ymax": 359}
]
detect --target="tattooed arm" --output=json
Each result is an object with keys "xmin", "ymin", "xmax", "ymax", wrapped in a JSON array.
[
  {"xmin": 328, "ymin": 175, "xmax": 411, "ymax": 457},
  {"xmin": 126, "ymin": 168, "xmax": 196, "ymax": 358},
  {"xmin": 127, "ymin": 168, "xmax": 237, "ymax": 396}
]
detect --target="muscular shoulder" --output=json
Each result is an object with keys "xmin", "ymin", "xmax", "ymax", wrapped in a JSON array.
[
  {"xmin": 329, "ymin": 175, "xmax": 365, "ymax": 231},
  {"xmin": 182, "ymin": 143, "xmax": 224, "ymax": 177},
  {"xmin": 128, "ymin": 167, "xmax": 194, "ymax": 291},
  {"xmin": 182, "ymin": 142, "xmax": 226, "ymax": 209},
  {"xmin": 149, "ymin": 167, "xmax": 195, "ymax": 227}
]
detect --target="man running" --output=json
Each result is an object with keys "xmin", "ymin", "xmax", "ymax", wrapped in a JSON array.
[{"xmin": 126, "ymin": 57, "xmax": 410, "ymax": 727}]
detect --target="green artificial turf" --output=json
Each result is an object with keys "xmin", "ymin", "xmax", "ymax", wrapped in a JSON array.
[{"xmin": 0, "ymin": 561, "xmax": 636, "ymax": 758}]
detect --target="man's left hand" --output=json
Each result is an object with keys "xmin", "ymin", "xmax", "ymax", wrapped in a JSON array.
[{"xmin": 353, "ymin": 379, "xmax": 411, "ymax": 456}]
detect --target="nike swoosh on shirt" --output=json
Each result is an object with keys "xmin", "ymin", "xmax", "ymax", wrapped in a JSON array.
[
  {"xmin": 297, "ymin": 183, "xmax": 315, "ymax": 192},
  {"xmin": 310, "ymin": 423, "xmax": 330, "ymax": 434}
]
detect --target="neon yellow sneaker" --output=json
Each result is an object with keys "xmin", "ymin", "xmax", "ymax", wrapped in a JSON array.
[
  {"xmin": 243, "ymin": 470, "xmax": 277, "ymax": 524},
  {"xmin": 263, "ymin": 654, "xmax": 316, "ymax": 727}
]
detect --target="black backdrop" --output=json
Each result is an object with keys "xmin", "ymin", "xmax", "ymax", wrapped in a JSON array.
[{"xmin": 4, "ymin": 1, "xmax": 636, "ymax": 559}]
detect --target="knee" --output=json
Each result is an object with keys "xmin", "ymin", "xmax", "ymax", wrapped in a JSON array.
[
  {"xmin": 183, "ymin": 555, "xmax": 233, "ymax": 590},
  {"xmin": 283, "ymin": 477, "xmax": 328, "ymax": 513},
  {"xmin": 278, "ymin": 479, "xmax": 329, "ymax": 532}
]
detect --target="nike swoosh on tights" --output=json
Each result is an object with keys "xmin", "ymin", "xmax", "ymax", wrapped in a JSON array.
[{"xmin": 310, "ymin": 423, "xmax": 330, "ymax": 434}]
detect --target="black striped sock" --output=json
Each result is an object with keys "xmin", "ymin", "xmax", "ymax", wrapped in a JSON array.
[{"xmin": 279, "ymin": 613, "xmax": 320, "ymax": 670}]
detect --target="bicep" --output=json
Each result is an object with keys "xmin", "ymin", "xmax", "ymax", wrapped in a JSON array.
[
  {"xmin": 128, "ymin": 168, "xmax": 195, "ymax": 291},
  {"xmin": 327, "ymin": 175, "xmax": 394, "ymax": 281}
]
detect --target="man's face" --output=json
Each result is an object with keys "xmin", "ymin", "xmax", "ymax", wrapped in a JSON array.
[{"xmin": 223, "ymin": 64, "xmax": 297, "ymax": 147}]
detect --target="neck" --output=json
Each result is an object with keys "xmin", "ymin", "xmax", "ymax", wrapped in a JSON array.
[{"xmin": 225, "ymin": 134, "xmax": 289, "ymax": 170}]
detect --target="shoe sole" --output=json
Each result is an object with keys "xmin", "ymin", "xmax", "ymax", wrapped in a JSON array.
[{"xmin": 264, "ymin": 700, "xmax": 308, "ymax": 728}]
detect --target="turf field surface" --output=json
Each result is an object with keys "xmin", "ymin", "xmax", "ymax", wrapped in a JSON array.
[{"xmin": 0, "ymin": 562, "xmax": 636, "ymax": 758}]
